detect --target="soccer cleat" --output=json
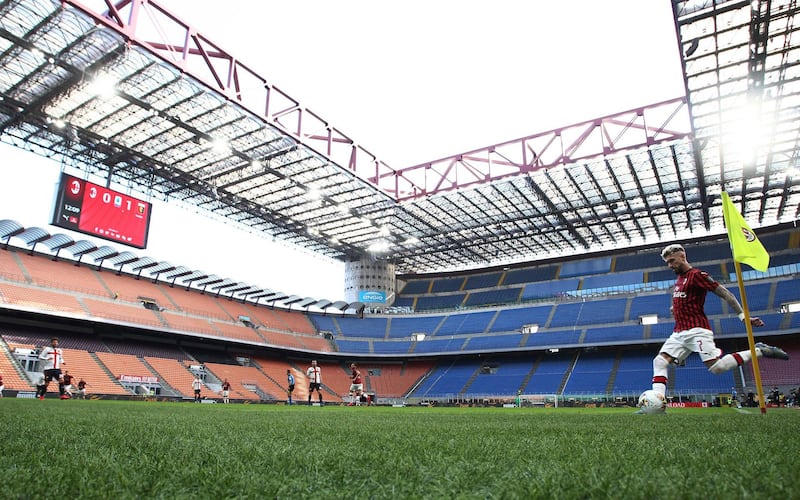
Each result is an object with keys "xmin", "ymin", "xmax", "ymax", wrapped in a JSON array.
[
  {"xmin": 38, "ymin": 395, "xmax": 44, "ymax": 400},
  {"xmin": 755, "ymin": 342, "xmax": 789, "ymax": 360},
  {"xmin": 632, "ymin": 409, "xmax": 645, "ymax": 415},
  {"xmin": 60, "ymin": 394, "xmax": 69, "ymax": 400}
]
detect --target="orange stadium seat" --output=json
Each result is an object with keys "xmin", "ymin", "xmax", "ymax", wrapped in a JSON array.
[
  {"xmin": 59, "ymin": 348, "xmax": 129, "ymax": 396},
  {"xmin": 143, "ymin": 357, "xmax": 197, "ymax": 398},
  {"xmin": 0, "ymin": 350, "xmax": 35, "ymax": 392}
]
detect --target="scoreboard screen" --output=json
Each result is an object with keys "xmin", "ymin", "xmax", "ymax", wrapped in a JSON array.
[{"xmin": 51, "ymin": 173, "xmax": 152, "ymax": 249}]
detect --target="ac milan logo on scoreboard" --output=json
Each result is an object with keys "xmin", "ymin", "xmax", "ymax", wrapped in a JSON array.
[
  {"xmin": 740, "ymin": 227, "xmax": 756, "ymax": 243},
  {"xmin": 52, "ymin": 173, "xmax": 152, "ymax": 249}
]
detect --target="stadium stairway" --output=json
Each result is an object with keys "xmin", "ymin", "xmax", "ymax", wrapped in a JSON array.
[
  {"xmin": 604, "ymin": 352, "xmax": 623, "ymax": 393},
  {"xmin": 0, "ymin": 338, "xmax": 34, "ymax": 391},
  {"xmin": 517, "ymin": 355, "xmax": 543, "ymax": 393},
  {"xmin": 90, "ymin": 351, "xmax": 131, "ymax": 394},
  {"xmin": 139, "ymin": 357, "xmax": 181, "ymax": 397},
  {"xmin": 458, "ymin": 365, "xmax": 483, "ymax": 396}
]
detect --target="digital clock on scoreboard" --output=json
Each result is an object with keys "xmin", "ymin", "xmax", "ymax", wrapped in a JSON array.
[{"xmin": 51, "ymin": 173, "xmax": 152, "ymax": 249}]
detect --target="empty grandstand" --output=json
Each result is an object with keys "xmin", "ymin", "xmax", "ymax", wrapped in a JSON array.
[{"xmin": 0, "ymin": 0, "xmax": 798, "ymax": 408}]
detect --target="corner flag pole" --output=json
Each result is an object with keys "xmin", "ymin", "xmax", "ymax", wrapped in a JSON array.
[
  {"xmin": 732, "ymin": 260, "xmax": 767, "ymax": 414},
  {"xmin": 721, "ymin": 191, "xmax": 771, "ymax": 414}
]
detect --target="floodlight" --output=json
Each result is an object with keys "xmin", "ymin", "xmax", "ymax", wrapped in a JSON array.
[
  {"xmin": 780, "ymin": 302, "xmax": 800, "ymax": 313},
  {"xmin": 640, "ymin": 314, "xmax": 658, "ymax": 325}
]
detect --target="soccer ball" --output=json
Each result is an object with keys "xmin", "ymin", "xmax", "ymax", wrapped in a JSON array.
[{"xmin": 637, "ymin": 390, "xmax": 666, "ymax": 414}]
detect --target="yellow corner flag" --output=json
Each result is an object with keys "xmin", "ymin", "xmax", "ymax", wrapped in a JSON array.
[{"xmin": 721, "ymin": 191, "xmax": 770, "ymax": 272}]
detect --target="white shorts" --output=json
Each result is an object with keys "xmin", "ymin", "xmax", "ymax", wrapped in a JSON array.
[
  {"xmin": 222, "ymin": 390, "xmax": 229, "ymax": 397},
  {"xmin": 350, "ymin": 383, "xmax": 363, "ymax": 393},
  {"xmin": 660, "ymin": 327, "xmax": 722, "ymax": 363}
]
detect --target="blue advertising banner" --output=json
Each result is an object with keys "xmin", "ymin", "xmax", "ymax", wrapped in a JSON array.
[{"xmin": 359, "ymin": 290, "xmax": 386, "ymax": 303}]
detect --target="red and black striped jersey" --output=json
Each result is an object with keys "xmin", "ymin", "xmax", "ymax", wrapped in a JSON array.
[{"xmin": 671, "ymin": 267, "xmax": 719, "ymax": 332}]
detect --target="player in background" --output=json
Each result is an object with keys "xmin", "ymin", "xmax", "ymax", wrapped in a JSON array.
[
  {"xmin": 643, "ymin": 244, "xmax": 788, "ymax": 406},
  {"xmin": 77, "ymin": 378, "xmax": 88, "ymax": 399},
  {"xmin": 62, "ymin": 370, "xmax": 75, "ymax": 399},
  {"xmin": 192, "ymin": 376, "xmax": 203, "ymax": 402},
  {"xmin": 0, "ymin": 372, "xmax": 4, "ymax": 398},
  {"xmin": 348, "ymin": 363, "xmax": 363, "ymax": 406},
  {"xmin": 37, "ymin": 337, "xmax": 67, "ymax": 400},
  {"xmin": 221, "ymin": 378, "xmax": 231, "ymax": 404},
  {"xmin": 286, "ymin": 369, "xmax": 295, "ymax": 405},
  {"xmin": 306, "ymin": 360, "xmax": 323, "ymax": 406}
]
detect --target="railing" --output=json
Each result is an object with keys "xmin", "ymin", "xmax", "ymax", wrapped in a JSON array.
[{"xmin": 382, "ymin": 264, "xmax": 800, "ymax": 315}]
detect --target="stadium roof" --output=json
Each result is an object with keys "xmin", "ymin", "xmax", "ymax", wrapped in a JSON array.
[{"xmin": 0, "ymin": 0, "xmax": 798, "ymax": 276}]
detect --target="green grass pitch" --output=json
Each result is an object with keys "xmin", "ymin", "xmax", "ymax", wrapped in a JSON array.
[{"xmin": 0, "ymin": 399, "xmax": 796, "ymax": 499}]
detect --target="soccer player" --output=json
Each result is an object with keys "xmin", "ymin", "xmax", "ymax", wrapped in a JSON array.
[
  {"xmin": 286, "ymin": 369, "xmax": 295, "ymax": 405},
  {"xmin": 348, "ymin": 363, "xmax": 363, "ymax": 406},
  {"xmin": 0, "ymin": 372, "xmax": 4, "ymax": 398},
  {"xmin": 37, "ymin": 337, "xmax": 67, "ymax": 400},
  {"xmin": 62, "ymin": 370, "xmax": 75, "ymax": 398},
  {"xmin": 306, "ymin": 360, "xmax": 323, "ymax": 406},
  {"xmin": 644, "ymin": 244, "xmax": 789, "ymax": 406},
  {"xmin": 192, "ymin": 376, "xmax": 203, "ymax": 402},
  {"xmin": 77, "ymin": 378, "xmax": 88, "ymax": 399},
  {"xmin": 221, "ymin": 378, "xmax": 231, "ymax": 404}
]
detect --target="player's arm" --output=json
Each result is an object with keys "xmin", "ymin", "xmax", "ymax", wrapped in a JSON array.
[{"xmin": 712, "ymin": 284, "xmax": 764, "ymax": 327}]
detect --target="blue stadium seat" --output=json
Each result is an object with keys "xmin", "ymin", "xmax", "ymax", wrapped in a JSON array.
[
  {"xmin": 774, "ymin": 278, "xmax": 800, "ymax": 307},
  {"xmin": 335, "ymin": 339, "xmax": 371, "ymax": 353},
  {"xmin": 759, "ymin": 232, "xmax": 790, "ymax": 253},
  {"xmin": 392, "ymin": 296, "xmax": 415, "ymax": 309},
  {"xmin": 412, "ymin": 361, "xmax": 480, "ymax": 397},
  {"xmin": 372, "ymin": 341, "xmax": 413, "ymax": 354},
  {"xmin": 414, "ymin": 294, "xmax": 466, "ymax": 311},
  {"xmin": 549, "ymin": 298, "xmax": 627, "ymax": 327},
  {"xmin": 309, "ymin": 314, "xmax": 339, "ymax": 335},
  {"xmin": 583, "ymin": 325, "xmax": 644, "ymax": 344},
  {"xmin": 525, "ymin": 330, "xmax": 582, "ymax": 348},
  {"xmin": 503, "ymin": 266, "xmax": 558, "ymax": 285},
  {"xmin": 437, "ymin": 311, "xmax": 496, "ymax": 335},
  {"xmin": 490, "ymin": 305, "xmax": 553, "ymax": 333},
  {"xmin": 464, "ymin": 288, "xmax": 521, "ymax": 307},
  {"xmin": 648, "ymin": 322, "xmax": 675, "ymax": 339},
  {"xmin": 647, "ymin": 269, "xmax": 678, "ymax": 283},
  {"xmin": 582, "ymin": 271, "xmax": 643, "ymax": 290},
  {"xmin": 523, "ymin": 353, "xmax": 573, "ymax": 393},
  {"xmin": 729, "ymin": 282, "xmax": 773, "ymax": 312},
  {"xmin": 629, "ymin": 294, "xmax": 672, "ymax": 321},
  {"xmin": 718, "ymin": 313, "xmax": 784, "ymax": 336},
  {"xmin": 612, "ymin": 351, "xmax": 654, "ymax": 393},
  {"xmin": 336, "ymin": 317, "xmax": 388, "ymax": 338},
  {"xmin": 399, "ymin": 279, "xmax": 431, "ymax": 295},
  {"xmin": 431, "ymin": 277, "xmax": 465, "ymax": 293},
  {"xmin": 562, "ymin": 351, "xmax": 616, "ymax": 393},
  {"xmin": 413, "ymin": 337, "xmax": 467, "ymax": 353},
  {"xmin": 614, "ymin": 253, "xmax": 660, "ymax": 272},
  {"xmin": 463, "ymin": 334, "xmax": 523, "ymax": 351},
  {"xmin": 389, "ymin": 315, "xmax": 445, "ymax": 338},
  {"xmin": 467, "ymin": 360, "xmax": 534, "ymax": 396},
  {"xmin": 559, "ymin": 257, "xmax": 612, "ymax": 278},
  {"xmin": 521, "ymin": 278, "xmax": 580, "ymax": 300},
  {"xmin": 671, "ymin": 354, "xmax": 735, "ymax": 394},
  {"xmin": 463, "ymin": 272, "xmax": 503, "ymax": 290}
]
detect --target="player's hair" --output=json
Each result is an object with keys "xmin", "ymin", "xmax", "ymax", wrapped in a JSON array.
[{"xmin": 660, "ymin": 244, "xmax": 685, "ymax": 260}]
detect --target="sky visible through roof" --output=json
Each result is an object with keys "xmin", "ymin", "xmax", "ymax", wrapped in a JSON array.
[{"xmin": 0, "ymin": 1, "xmax": 686, "ymax": 300}]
